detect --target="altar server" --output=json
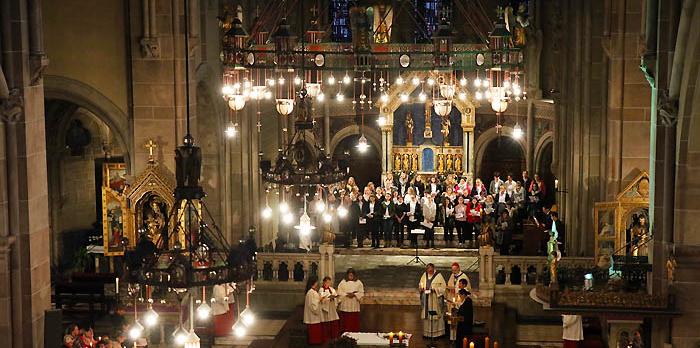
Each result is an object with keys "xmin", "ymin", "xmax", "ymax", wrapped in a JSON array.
[
  {"xmin": 319, "ymin": 276, "xmax": 341, "ymax": 342},
  {"xmin": 337, "ymin": 268, "xmax": 365, "ymax": 333},
  {"xmin": 304, "ymin": 275, "xmax": 323, "ymax": 345},
  {"xmin": 419, "ymin": 263, "xmax": 446, "ymax": 338},
  {"xmin": 455, "ymin": 289, "xmax": 474, "ymax": 348}
]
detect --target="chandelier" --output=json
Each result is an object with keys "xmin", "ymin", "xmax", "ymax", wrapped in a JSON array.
[{"xmin": 122, "ymin": 1, "xmax": 256, "ymax": 345}]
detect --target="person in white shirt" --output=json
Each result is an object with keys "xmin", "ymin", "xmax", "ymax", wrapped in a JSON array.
[
  {"xmin": 304, "ymin": 275, "xmax": 323, "ymax": 345},
  {"xmin": 337, "ymin": 268, "xmax": 365, "ymax": 333},
  {"xmin": 562, "ymin": 314, "xmax": 583, "ymax": 347},
  {"xmin": 422, "ymin": 192, "xmax": 437, "ymax": 249},
  {"xmin": 504, "ymin": 174, "xmax": 516, "ymax": 195},
  {"xmin": 319, "ymin": 276, "xmax": 341, "ymax": 341},
  {"xmin": 212, "ymin": 283, "xmax": 236, "ymax": 336}
]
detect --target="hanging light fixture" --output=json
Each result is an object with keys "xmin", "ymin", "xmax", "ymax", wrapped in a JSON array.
[
  {"xmin": 128, "ymin": 321, "xmax": 144, "ymax": 340},
  {"xmin": 143, "ymin": 307, "xmax": 159, "ymax": 327},
  {"xmin": 173, "ymin": 325, "xmax": 188, "ymax": 346},
  {"xmin": 275, "ymin": 99, "xmax": 295, "ymax": 116},
  {"xmin": 433, "ymin": 100, "xmax": 453, "ymax": 117},
  {"xmin": 240, "ymin": 306, "xmax": 256, "ymax": 327},
  {"xmin": 512, "ymin": 123, "xmax": 524, "ymax": 139},
  {"xmin": 356, "ymin": 134, "xmax": 369, "ymax": 152}
]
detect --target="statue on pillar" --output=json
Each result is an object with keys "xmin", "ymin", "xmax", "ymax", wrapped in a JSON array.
[
  {"xmin": 446, "ymin": 154, "xmax": 453, "ymax": 172},
  {"xmin": 441, "ymin": 117, "xmax": 450, "ymax": 145},
  {"xmin": 411, "ymin": 153, "xmax": 418, "ymax": 172},
  {"xmin": 402, "ymin": 153, "xmax": 410, "ymax": 171},
  {"xmin": 405, "ymin": 111, "xmax": 414, "ymax": 145},
  {"xmin": 454, "ymin": 155, "xmax": 462, "ymax": 173},
  {"xmin": 394, "ymin": 153, "xmax": 402, "ymax": 172},
  {"xmin": 437, "ymin": 154, "xmax": 445, "ymax": 173}
]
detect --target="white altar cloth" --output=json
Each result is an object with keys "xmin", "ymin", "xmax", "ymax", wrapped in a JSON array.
[{"xmin": 342, "ymin": 332, "xmax": 412, "ymax": 347}]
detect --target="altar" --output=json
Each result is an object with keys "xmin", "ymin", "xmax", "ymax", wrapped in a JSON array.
[{"xmin": 343, "ymin": 332, "xmax": 413, "ymax": 347}]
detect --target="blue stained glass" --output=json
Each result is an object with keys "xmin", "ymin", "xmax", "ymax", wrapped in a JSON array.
[
  {"xmin": 330, "ymin": 0, "xmax": 352, "ymax": 42},
  {"xmin": 414, "ymin": 0, "xmax": 452, "ymax": 42}
]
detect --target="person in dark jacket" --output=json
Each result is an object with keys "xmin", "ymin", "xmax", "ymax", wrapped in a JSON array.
[
  {"xmin": 362, "ymin": 194, "xmax": 382, "ymax": 248},
  {"xmin": 393, "ymin": 195, "xmax": 407, "ymax": 248},
  {"xmin": 454, "ymin": 289, "xmax": 474, "ymax": 348},
  {"xmin": 378, "ymin": 192, "xmax": 396, "ymax": 247}
]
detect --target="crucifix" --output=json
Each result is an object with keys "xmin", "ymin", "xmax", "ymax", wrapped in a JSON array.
[{"xmin": 145, "ymin": 139, "xmax": 158, "ymax": 163}]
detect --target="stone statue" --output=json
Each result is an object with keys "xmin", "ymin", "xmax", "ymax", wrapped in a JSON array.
[
  {"xmin": 630, "ymin": 215, "xmax": 649, "ymax": 256},
  {"xmin": 454, "ymin": 155, "xmax": 462, "ymax": 172},
  {"xmin": 411, "ymin": 153, "xmax": 418, "ymax": 172},
  {"xmin": 666, "ymin": 254, "xmax": 677, "ymax": 283},
  {"xmin": 437, "ymin": 154, "xmax": 445, "ymax": 173},
  {"xmin": 446, "ymin": 154, "xmax": 453, "ymax": 172},
  {"xmin": 405, "ymin": 111, "xmax": 414, "ymax": 145},
  {"xmin": 441, "ymin": 118, "xmax": 450, "ymax": 145}
]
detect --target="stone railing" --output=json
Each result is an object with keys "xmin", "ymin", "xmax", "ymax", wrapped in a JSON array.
[
  {"xmin": 478, "ymin": 246, "xmax": 594, "ymax": 302},
  {"xmin": 255, "ymin": 245, "xmax": 335, "ymax": 285}
]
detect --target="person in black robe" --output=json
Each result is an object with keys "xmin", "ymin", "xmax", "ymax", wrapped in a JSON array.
[{"xmin": 455, "ymin": 289, "xmax": 474, "ymax": 348}]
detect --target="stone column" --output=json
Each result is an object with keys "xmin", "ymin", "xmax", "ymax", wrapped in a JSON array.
[
  {"xmin": 324, "ymin": 102, "xmax": 331, "ymax": 151},
  {"xmin": 526, "ymin": 100, "xmax": 535, "ymax": 173},
  {"xmin": 0, "ymin": 236, "xmax": 15, "ymax": 345},
  {"xmin": 463, "ymin": 126, "xmax": 475, "ymax": 174},
  {"xmin": 318, "ymin": 244, "xmax": 335, "ymax": 282},
  {"xmin": 380, "ymin": 125, "xmax": 393, "ymax": 173}
]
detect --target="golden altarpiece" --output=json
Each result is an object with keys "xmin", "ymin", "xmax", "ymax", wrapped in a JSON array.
[{"xmin": 593, "ymin": 171, "xmax": 651, "ymax": 260}]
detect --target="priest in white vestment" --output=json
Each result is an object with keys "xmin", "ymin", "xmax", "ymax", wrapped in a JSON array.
[
  {"xmin": 419, "ymin": 263, "xmax": 446, "ymax": 338},
  {"xmin": 337, "ymin": 268, "xmax": 365, "ymax": 333}
]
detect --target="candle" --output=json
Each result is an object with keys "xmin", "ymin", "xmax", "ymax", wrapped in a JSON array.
[
  {"xmin": 494, "ymin": 341, "xmax": 499, "ymax": 348},
  {"xmin": 115, "ymin": 277, "xmax": 119, "ymax": 294},
  {"xmin": 398, "ymin": 331, "xmax": 404, "ymax": 342},
  {"xmin": 462, "ymin": 338, "xmax": 468, "ymax": 348},
  {"xmin": 555, "ymin": 179, "xmax": 559, "ymax": 189},
  {"xmin": 389, "ymin": 332, "xmax": 394, "ymax": 345},
  {"xmin": 470, "ymin": 342, "xmax": 475, "ymax": 348},
  {"xmin": 485, "ymin": 336, "xmax": 490, "ymax": 347}
]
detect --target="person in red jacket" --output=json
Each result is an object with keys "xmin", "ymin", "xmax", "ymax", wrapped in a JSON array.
[{"xmin": 466, "ymin": 197, "xmax": 482, "ymax": 245}]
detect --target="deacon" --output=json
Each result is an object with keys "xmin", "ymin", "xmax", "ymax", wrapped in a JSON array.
[
  {"xmin": 337, "ymin": 268, "xmax": 365, "ymax": 333},
  {"xmin": 419, "ymin": 263, "xmax": 447, "ymax": 338},
  {"xmin": 304, "ymin": 275, "xmax": 323, "ymax": 345}
]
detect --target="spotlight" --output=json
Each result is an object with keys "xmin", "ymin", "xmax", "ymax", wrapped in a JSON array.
[
  {"xmin": 513, "ymin": 123, "xmax": 524, "ymax": 139},
  {"xmin": 279, "ymin": 201, "xmax": 290, "ymax": 214},
  {"xmin": 143, "ymin": 308, "xmax": 159, "ymax": 327},
  {"xmin": 337, "ymin": 206, "xmax": 348, "ymax": 217},
  {"xmin": 411, "ymin": 76, "xmax": 420, "ymax": 86},
  {"xmin": 315, "ymin": 200, "xmax": 326, "ymax": 213},
  {"xmin": 240, "ymin": 307, "xmax": 256, "ymax": 327},
  {"xmin": 224, "ymin": 122, "xmax": 238, "ymax": 138},
  {"xmin": 233, "ymin": 321, "xmax": 247, "ymax": 338},
  {"xmin": 128, "ymin": 321, "xmax": 144, "ymax": 340},
  {"xmin": 197, "ymin": 302, "xmax": 212, "ymax": 320},
  {"xmin": 261, "ymin": 205, "xmax": 272, "ymax": 219}
]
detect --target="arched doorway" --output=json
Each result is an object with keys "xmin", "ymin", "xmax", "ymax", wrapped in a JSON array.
[
  {"xmin": 479, "ymin": 136, "xmax": 526, "ymax": 181},
  {"xmin": 45, "ymin": 99, "xmax": 126, "ymax": 273},
  {"xmin": 536, "ymin": 141, "xmax": 555, "ymax": 204},
  {"xmin": 333, "ymin": 135, "xmax": 381, "ymax": 188}
]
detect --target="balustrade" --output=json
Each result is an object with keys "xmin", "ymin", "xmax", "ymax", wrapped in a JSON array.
[{"xmin": 256, "ymin": 252, "xmax": 321, "ymax": 285}]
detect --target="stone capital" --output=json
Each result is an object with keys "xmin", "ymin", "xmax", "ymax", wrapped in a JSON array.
[{"xmin": 0, "ymin": 89, "xmax": 24, "ymax": 123}]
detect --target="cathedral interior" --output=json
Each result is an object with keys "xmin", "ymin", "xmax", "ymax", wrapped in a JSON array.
[{"xmin": 1, "ymin": 0, "xmax": 699, "ymax": 347}]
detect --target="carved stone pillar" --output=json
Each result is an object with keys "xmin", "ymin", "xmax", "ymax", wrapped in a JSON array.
[
  {"xmin": 462, "ymin": 126, "xmax": 474, "ymax": 174},
  {"xmin": 381, "ymin": 124, "xmax": 392, "ymax": 173}
]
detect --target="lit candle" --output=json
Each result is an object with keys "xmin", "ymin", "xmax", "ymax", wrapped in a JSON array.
[
  {"xmin": 555, "ymin": 179, "xmax": 559, "ymax": 189},
  {"xmin": 494, "ymin": 341, "xmax": 499, "ymax": 348},
  {"xmin": 462, "ymin": 338, "xmax": 468, "ymax": 348},
  {"xmin": 389, "ymin": 332, "xmax": 394, "ymax": 345},
  {"xmin": 470, "ymin": 342, "xmax": 475, "ymax": 348},
  {"xmin": 115, "ymin": 277, "xmax": 119, "ymax": 294},
  {"xmin": 398, "ymin": 331, "xmax": 404, "ymax": 342},
  {"xmin": 485, "ymin": 336, "xmax": 490, "ymax": 347}
]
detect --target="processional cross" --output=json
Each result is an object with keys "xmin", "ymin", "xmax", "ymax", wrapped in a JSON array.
[{"xmin": 145, "ymin": 139, "xmax": 158, "ymax": 163}]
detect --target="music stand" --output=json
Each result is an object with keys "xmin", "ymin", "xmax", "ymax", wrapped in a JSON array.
[{"xmin": 407, "ymin": 229, "xmax": 426, "ymax": 265}]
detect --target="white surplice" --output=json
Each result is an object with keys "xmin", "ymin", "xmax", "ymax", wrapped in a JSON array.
[
  {"xmin": 419, "ymin": 272, "xmax": 446, "ymax": 337},
  {"xmin": 304, "ymin": 289, "xmax": 322, "ymax": 324},
  {"xmin": 319, "ymin": 286, "xmax": 340, "ymax": 322},
  {"xmin": 337, "ymin": 279, "xmax": 365, "ymax": 313}
]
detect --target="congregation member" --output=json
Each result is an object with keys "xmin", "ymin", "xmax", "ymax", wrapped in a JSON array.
[
  {"xmin": 363, "ymin": 194, "xmax": 381, "ymax": 248},
  {"xmin": 419, "ymin": 263, "xmax": 446, "ymax": 338},
  {"xmin": 504, "ymin": 174, "xmax": 517, "ymax": 195},
  {"xmin": 422, "ymin": 192, "xmax": 437, "ymax": 249},
  {"xmin": 438, "ymin": 196, "xmax": 455, "ymax": 245},
  {"xmin": 454, "ymin": 196, "xmax": 469, "ymax": 246},
  {"xmin": 428, "ymin": 175, "xmax": 442, "ymax": 195},
  {"xmin": 454, "ymin": 289, "xmax": 474, "ymax": 348},
  {"xmin": 406, "ymin": 193, "xmax": 423, "ymax": 248},
  {"xmin": 466, "ymin": 197, "xmax": 482, "ymax": 243},
  {"xmin": 304, "ymin": 275, "xmax": 323, "ymax": 345},
  {"xmin": 413, "ymin": 175, "xmax": 426, "ymax": 196},
  {"xmin": 472, "ymin": 178, "xmax": 488, "ymax": 199},
  {"xmin": 379, "ymin": 192, "xmax": 395, "ymax": 248},
  {"xmin": 319, "ymin": 276, "xmax": 341, "ymax": 342},
  {"xmin": 489, "ymin": 172, "xmax": 504, "ymax": 195},
  {"xmin": 337, "ymin": 268, "xmax": 364, "ymax": 333},
  {"xmin": 393, "ymin": 195, "xmax": 407, "ymax": 247},
  {"xmin": 496, "ymin": 210, "xmax": 514, "ymax": 252}
]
